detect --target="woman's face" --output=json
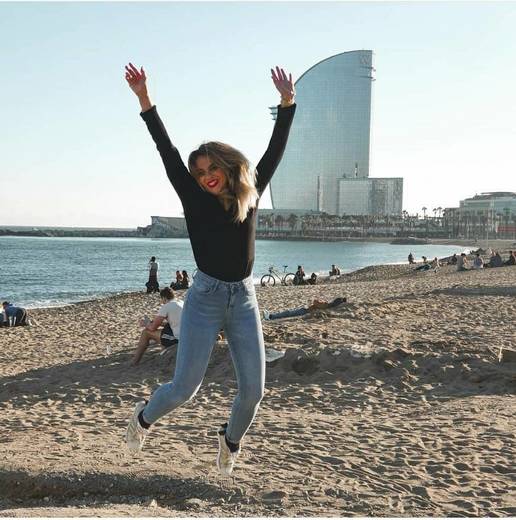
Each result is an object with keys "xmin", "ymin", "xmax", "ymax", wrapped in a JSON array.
[{"xmin": 195, "ymin": 156, "xmax": 227, "ymax": 195}]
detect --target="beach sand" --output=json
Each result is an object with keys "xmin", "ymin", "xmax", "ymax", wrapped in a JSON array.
[{"xmin": 0, "ymin": 262, "xmax": 515, "ymax": 516}]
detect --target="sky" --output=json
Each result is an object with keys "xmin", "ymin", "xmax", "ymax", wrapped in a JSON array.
[{"xmin": 1, "ymin": 1, "xmax": 515, "ymax": 228}]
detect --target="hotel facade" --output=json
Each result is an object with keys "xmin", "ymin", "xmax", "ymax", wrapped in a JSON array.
[{"xmin": 269, "ymin": 50, "xmax": 402, "ymax": 216}]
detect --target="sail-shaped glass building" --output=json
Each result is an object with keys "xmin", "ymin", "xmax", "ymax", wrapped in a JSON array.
[{"xmin": 269, "ymin": 50, "xmax": 402, "ymax": 216}]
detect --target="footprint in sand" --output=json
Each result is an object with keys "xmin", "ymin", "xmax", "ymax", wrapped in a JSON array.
[
  {"xmin": 453, "ymin": 462, "xmax": 472, "ymax": 471},
  {"xmin": 262, "ymin": 490, "xmax": 288, "ymax": 504}
]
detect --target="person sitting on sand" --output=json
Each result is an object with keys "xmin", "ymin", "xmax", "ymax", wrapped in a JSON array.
[
  {"xmin": 263, "ymin": 296, "xmax": 347, "ymax": 321},
  {"xmin": 132, "ymin": 287, "xmax": 183, "ymax": 366},
  {"xmin": 457, "ymin": 253, "xmax": 469, "ymax": 272},
  {"xmin": 504, "ymin": 250, "xmax": 516, "ymax": 266},
  {"xmin": 1, "ymin": 302, "xmax": 29, "ymax": 326},
  {"xmin": 486, "ymin": 251, "xmax": 503, "ymax": 268},
  {"xmin": 472, "ymin": 253, "xmax": 484, "ymax": 270},
  {"xmin": 307, "ymin": 272, "xmax": 318, "ymax": 285},
  {"xmin": 180, "ymin": 270, "xmax": 190, "ymax": 289},
  {"xmin": 430, "ymin": 257, "xmax": 441, "ymax": 270},
  {"xmin": 448, "ymin": 253, "xmax": 458, "ymax": 265},
  {"xmin": 170, "ymin": 270, "xmax": 183, "ymax": 290},
  {"xmin": 329, "ymin": 264, "xmax": 341, "ymax": 276},
  {"xmin": 294, "ymin": 265, "xmax": 306, "ymax": 285}
]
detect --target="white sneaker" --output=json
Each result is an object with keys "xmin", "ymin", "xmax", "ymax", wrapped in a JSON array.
[
  {"xmin": 216, "ymin": 423, "xmax": 240, "ymax": 477},
  {"xmin": 125, "ymin": 401, "xmax": 148, "ymax": 453},
  {"xmin": 263, "ymin": 310, "xmax": 271, "ymax": 321}
]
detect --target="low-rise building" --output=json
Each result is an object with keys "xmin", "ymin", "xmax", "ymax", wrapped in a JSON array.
[
  {"xmin": 337, "ymin": 177, "xmax": 403, "ymax": 216},
  {"xmin": 137, "ymin": 216, "xmax": 189, "ymax": 238},
  {"xmin": 459, "ymin": 192, "xmax": 516, "ymax": 216}
]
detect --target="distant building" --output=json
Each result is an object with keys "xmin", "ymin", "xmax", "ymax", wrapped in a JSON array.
[
  {"xmin": 268, "ymin": 49, "xmax": 403, "ymax": 216},
  {"xmin": 459, "ymin": 192, "xmax": 516, "ymax": 216},
  {"xmin": 338, "ymin": 178, "xmax": 403, "ymax": 216},
  {"xmin": 137, "ymin": 216, "xmax": 188, "ymax": 238},
  {"xmin": 443, "ymin": 192, "xmax": 516, "ymax": 238}
]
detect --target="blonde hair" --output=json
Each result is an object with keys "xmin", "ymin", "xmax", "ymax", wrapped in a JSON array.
[{"xmin": 188, "ymin": 142, "xmax": 259, "ymax": 223}]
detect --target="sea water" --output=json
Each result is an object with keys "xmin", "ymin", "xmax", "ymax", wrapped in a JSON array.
[{"xmin": 0, "ymin": 236, "xmax": 467, "ymax": 308}]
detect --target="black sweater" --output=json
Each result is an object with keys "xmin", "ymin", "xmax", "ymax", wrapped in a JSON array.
[{"xmin": 141, "ymin": 104, "xmax": 296, "ymax": 282}]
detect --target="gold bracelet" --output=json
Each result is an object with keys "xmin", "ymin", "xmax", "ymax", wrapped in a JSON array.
[{"xmin": 280, "ymin": 97, "xmax": 295, "ymax": 107}]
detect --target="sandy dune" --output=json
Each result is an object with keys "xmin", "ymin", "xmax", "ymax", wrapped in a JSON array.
[{"xmin": 1, "ymin": 263, "xmax": 515, "ymax": 516}]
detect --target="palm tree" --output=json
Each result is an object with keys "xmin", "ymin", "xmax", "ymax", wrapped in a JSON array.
[
  {"xmin": 287, "ymin": 213, "xmax": 298, "ymax": 235},
  {"xmin": 275, "ymin": 214, "xmax": 284, "ymax": 234},
  {"xmin": 442, "ymin": 208, "xmax": 449, "ymax": 236},
  {"xmin": 267, "ymin": 213, "xmax": 275, "ymax": 234},
  {"xmin": 422, "ymin": 207, "xmax": 427, "ymax": 219},
  {"xmin": 301, "ymin": 217, "xmax": 308, "ymax": 237}
]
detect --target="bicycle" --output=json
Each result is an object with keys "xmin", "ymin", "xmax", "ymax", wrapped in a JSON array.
[{"xmin": 260, "ymin": 265, "xmax": 296, "ymax": 287}]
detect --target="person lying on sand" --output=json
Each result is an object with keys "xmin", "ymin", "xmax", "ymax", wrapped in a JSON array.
[
  {"xmin": 262, "ymin": 296, "xmax": 347, "ymax": 321},
  {"xmin": 132, "ymin": 287, "xmax": 183, "ymax": 366},
  {"xmin": 415, "ymin": 257, "xmax": 431, "ymax": 271}
]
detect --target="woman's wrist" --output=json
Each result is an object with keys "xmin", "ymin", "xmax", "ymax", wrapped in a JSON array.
[
  {"xmin": 280, "ymin": 96, "xmax": 295, "ymax": 108},
  {"xmin": 138, "ymin": 92, "xmax": 153, "ymax": 112}
]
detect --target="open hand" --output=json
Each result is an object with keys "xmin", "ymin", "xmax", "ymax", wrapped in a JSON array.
[
  {"xmin": 271, "ymin": 66, "xmax": 295, "ymax": 103},
  {"xmin": 125, "ymin": 62, "xmax": 147, "ymax": 97}
]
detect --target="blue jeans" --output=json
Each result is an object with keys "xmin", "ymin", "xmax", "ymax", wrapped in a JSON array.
[
  {"xmin": 142, "ymin": 270, "xmax": 265, "ymax": 444},
  {"xmin": 269, "ymin": 307, "xmax": 309, "ymax": 320}
]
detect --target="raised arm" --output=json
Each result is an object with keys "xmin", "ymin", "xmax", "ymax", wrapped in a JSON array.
[
  {"xmin": 124, "ymin": 62, "xmax": 199, "ymax": 200},
  {"xmin": 256, "ymin": 67, "xmax": 296, "ymax": 195}
]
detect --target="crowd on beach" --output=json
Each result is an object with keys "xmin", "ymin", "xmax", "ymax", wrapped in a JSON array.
[
  {"xmin": 130, "ymin": 247, "xmax": 516, "ymax": 366},
  {"xmin": 409, "ymin": 248, "xmax": 516, "ymax": 273},
  {"xmin": 2, "ymin": 249, "xmax": 513, "ymax": 334}
]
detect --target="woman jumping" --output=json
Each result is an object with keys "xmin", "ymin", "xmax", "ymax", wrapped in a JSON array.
[{"xmin": 124, "ymin": 62, "xmax": 296, "ymax": 476}]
